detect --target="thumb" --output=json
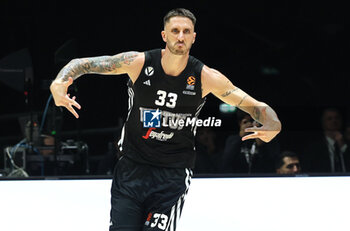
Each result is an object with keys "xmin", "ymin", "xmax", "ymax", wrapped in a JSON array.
[
  {"xmin": 245, "ymin": 126, "xmax": 260, "ymax": 132},
  {"xmin": 66, "ymin": 77, "xmax": 74, "ymax": 87}
]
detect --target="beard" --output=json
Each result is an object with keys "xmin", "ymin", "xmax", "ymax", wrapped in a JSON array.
[{"xmin": 167, "ymin": 41, "xmax": 191, "ymax": 55}]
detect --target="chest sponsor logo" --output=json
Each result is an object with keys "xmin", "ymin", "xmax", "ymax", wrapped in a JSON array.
[
  {"xmin": 145, "ymin": 66, "xmax": 154, "ymax": 76},
  {"xmin": 142, "ymin": 128, "xmax": 174, "ymax": 141},
  {"xmin": 141, "ymin": 107, "xmax": 191, "ymax": 130},
  {"xmin": 143, "ymin": 109, "xmax": 161, "ymax": 128}
]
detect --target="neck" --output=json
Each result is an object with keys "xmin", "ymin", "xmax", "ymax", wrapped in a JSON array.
[
  {"xmin": 325, "ymin": 131, "xmax": 337, "ymax": 140},
  {"xmin": 161, "ymin": 47, "xmax": 189, "ymax": 76}
]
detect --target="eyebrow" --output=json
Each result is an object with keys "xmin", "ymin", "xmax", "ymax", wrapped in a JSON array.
[{"xmin": 170, "ymin": 26, "xmax": 192, "ymax": 30}]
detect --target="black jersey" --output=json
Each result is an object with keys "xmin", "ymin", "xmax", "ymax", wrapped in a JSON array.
[{"xmin": 118, "ymin": 49, "xmax": 206, "ymax": 168}]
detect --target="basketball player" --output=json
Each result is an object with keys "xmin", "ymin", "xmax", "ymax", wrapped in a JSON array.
[{"xmin": 50, "ymin": 8, "xmax": 281, "ymax": 231}]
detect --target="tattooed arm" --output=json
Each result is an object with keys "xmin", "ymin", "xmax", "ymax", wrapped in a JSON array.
[
  {"xmin": 50, "ymin": 51, "xmax": 144, "ymax": 118},
  {"xmin": 201, "ymin": 65, "xmax": 281, "ymax": 142},
  {"xmin": 55, "ymin": 51, "xmax": 143, "ymax": 82}
]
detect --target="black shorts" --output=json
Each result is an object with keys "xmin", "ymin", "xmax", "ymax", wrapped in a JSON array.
[{"xmin": 109, "ymin": 156, "xmax": 193, "ymax": 231}]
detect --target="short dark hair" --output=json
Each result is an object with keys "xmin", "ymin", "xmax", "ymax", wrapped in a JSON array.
[
  {"xmin": 163, "ymin": 8, "xmax": 196, "ymax": 28},
  {"xmin": 275, "ymin": 150, "xmax": 299, "ymax": 169},
  {"xmin": 321, "ymin": 107, "xmax": 342, "ymax": 119},
  {"xmin": 236, "ymin": 110, "xmax": 251, "ymax": 124}
]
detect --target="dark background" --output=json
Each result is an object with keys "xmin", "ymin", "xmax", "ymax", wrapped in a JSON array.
[{"xmin": 0, "ymin": 0, "xmax": 348, "ymax": 174}]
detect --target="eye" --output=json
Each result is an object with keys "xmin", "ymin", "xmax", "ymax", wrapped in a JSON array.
[
  {"xmin": 184, "ymin": 29, "xmax": 191, "ymax": 34},
  {"xmin": 286, "ymin": 164, "xmax": 293, "ymax": 169},
  {"xmin": 171, "ymin": 28, "xmax": 179, "ymax": 33},
  {"xmin": 286, "ymin": 163, "xmax": 300, "ymax": 169}
]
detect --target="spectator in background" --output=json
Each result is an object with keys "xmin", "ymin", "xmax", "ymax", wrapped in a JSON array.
[
  {"xmin": 302, "ymin": 107, "xmax": 350, "ymax": 173},
  {"xmin": 221, "ymin": 110, "xmax": 279, "ymax": 174},
  {"xmin": 345, "ymin": 123, "xmax": 350, "ymax": 145},
  {"xmin": 275, "ymin": 151, "xmax": 301, "ymax": 174},
  {"xmin": 194, "ymin": 127, "xmax": 223, "ymax": 174}
]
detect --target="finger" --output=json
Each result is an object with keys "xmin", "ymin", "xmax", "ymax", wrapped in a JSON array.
[
  {"xmin": 67, "ymin": 104, "xmax": 79, "ymax": 119},
  {"xmin": 71, "ymin": 99, "xmax": 81, "ymax": 109},
  {"xmin": 245, "ymin": 127, "xmax": 258, "ymax": 133},
  {"xmin": 68, "ymin": 100, "xmax": 81, "ymax": 110},
  {"xmin": 65, "ymin": 95, "xmax": 81, "ymax": 109},
  {"xmin": 245, "ymin": 126, "xmax": 265, "ymax": 132},
  {"xmin": 242, "ymin": 132, "xmax": 259, "ymax": 141},
  {"xmin": 71, "ymin": 96, "xmax": 79, "ymax": 107}
]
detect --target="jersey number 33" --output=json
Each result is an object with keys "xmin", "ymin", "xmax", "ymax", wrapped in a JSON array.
[{"xmin": 155, "ymin": 90, "xmax": 178, "ymax": 108}]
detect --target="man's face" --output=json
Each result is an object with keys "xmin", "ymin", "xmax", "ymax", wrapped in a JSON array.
[
  {"xmin": 322, "ymin": 110, "xmax": 342, "ymax": 132},
  {"xmin": 239, "ymin": 115, "xmax": 254, "ymax": 135},
  {"xmin": 162, "ymin": 16, "xmax": 196, "ymax": 55},
  {"xmin": 277, "ymin": 157, "xmax": 301, "ymax": 174}
]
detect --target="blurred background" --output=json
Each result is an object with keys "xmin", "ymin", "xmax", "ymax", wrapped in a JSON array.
[{"xmin": 0, "ymin": 0, "xmax": 347, "ymax": 177}]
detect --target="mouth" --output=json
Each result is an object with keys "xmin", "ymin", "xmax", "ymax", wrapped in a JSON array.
[{"xmin": 176, "ymin": 43, "xmax": 185, "ymax": 48}]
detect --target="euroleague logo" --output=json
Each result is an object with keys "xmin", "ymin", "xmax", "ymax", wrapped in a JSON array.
[
  {"xmin": 185, "ymin": 76, "xmax": 196, "ymax": 93},
  {"xmin": 145, "ymin": 66, "xmax": 154, "ymax": 76},
  {"xmin": 186, "ymin": 76, "xmax": 196, "ymax": 85}
]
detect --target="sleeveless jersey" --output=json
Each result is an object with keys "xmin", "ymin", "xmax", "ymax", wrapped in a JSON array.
[{"xmin": 118, "ymin": 49, "xmax": 206, "ymax": 168}]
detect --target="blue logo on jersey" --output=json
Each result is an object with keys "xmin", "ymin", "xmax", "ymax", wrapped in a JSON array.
[{"xmin": 143, "ymin": 109, "xmax": 161, "ymax": 128}]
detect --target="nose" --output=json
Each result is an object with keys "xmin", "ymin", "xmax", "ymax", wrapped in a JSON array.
[
  {"xmin": 177, "ymin": 31, "xmax": 184, "ymax": 41},
  {"xmin": 292, "ymin": 165, "xmax": 300, "ymax": 173}
]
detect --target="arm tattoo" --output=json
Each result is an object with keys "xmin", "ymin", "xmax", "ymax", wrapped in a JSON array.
[
  {"xmin": 221, "ymin": 87, "xmax": 239, "ymax": 97},
  {"xmin": 55, "ymin": 52, "xmax": 138, "ymax": 81},
  {"xmin": 237, "ymin": 94, "xmax": 248, "ymax": 106},
  {"xmin": 252, "ymin": 106, "xmax": 261, "ymax": 122}
]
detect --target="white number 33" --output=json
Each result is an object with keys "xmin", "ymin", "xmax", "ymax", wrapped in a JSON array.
[
  {"xmin": 155, "ymin": 90, "xmax": 178, "ymax": 108},
  {"xmin": 150, "ymin": 213, "xmax": 168, "ymax": 230}
]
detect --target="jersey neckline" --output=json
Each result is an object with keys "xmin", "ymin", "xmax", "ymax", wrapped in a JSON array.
[{"xmin": 158, "ymin": 49, "xmax": 191, "ymax": 79}]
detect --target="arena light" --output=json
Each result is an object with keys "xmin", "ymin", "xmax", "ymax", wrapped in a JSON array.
[{"xmin": 219, "ymin": 103, "xmax": 236, "ymax": 113}]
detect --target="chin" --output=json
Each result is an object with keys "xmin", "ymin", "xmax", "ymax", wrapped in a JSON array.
[
  {"xmin": 167, "ymin": 44, "xmax": 189, "ymax": 55},
  {"xmin": 174, "ymin": 50, "xmax": 187, "ymax": 55},
  {"xmin": 173, "ymin": 48, "xmax": 190, "ymax": 55}
]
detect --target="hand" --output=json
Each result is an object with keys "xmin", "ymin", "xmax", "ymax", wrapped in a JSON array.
[
  {"xmin": 334, "ymin": 131, "xmax": 345, "ymax": 148},
  {"xmin": 242, "ymin": 121, "xmax": 281, "ymax": 143},
  {"xmin": 50, "ymin": 77, "xmax": 81, "ymax": 118}
]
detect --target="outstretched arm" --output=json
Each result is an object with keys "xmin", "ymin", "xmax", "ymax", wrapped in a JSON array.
[
  {"xmin": 201, "ymin": 66, "xmax": 281, "ymax": 142},
  {"xmin": 50, "ymin": 51, "xmax": 144, "ymax": 118}
]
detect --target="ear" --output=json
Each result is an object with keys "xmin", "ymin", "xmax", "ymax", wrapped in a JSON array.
[
  {"xmin": 161, "ymin": 30, "xmax": 167, "ymax": 42},
  {"xmin": 192, "ymin": 32, "xmax": 197, "ymax": 44}
]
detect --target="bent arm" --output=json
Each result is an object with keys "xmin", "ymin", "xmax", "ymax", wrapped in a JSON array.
[
  {"xmin": 50, "ymin": 51, "xmax": 144, "ymax": 118},
  {"xmin": 54, "ymin": 51, "xmax": 143, "ymax": 82},
  {"xmin": 201, "ymin": 66, "xmax": 281, "ymax": 142}
]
